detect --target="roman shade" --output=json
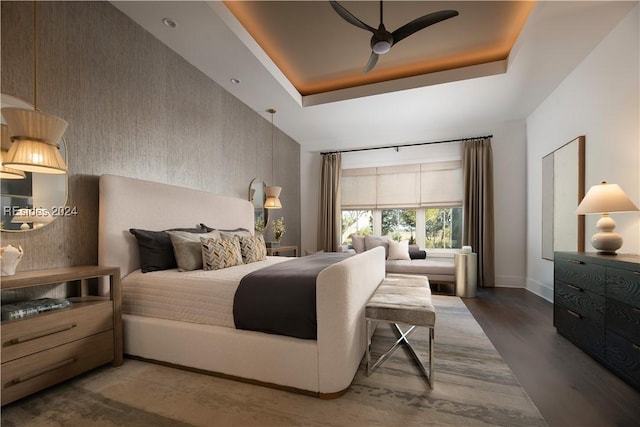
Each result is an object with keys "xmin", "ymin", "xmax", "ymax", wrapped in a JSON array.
[{"xmin": 342, "ymin": 161, "xmax": 462, "ymax": 209}]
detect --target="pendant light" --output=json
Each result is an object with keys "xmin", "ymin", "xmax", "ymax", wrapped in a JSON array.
[
  {"xmin": 264, "ymin": 108, "xmax": 282, "ymax": 209},
  {"xmin": 0, "ymin": 124, "xmax": 26, "ymax": 179},
  {"xmin": 1, "ymin": 1, "xmax": 68, "ymax": 175}
]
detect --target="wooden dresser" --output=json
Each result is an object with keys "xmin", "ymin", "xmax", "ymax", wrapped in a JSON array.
[
  {"xmin": 554, "ymin": 252, "xmax": 639, "ymax": 390},
  {"xmin": 1, "ymin": 266, "xmax": 122, "ymax": 405}
]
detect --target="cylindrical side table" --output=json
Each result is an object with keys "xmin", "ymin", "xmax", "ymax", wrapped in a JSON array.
[{"xmin": 455, "ymin": 253, "xmax": 478, "ymax": 298}]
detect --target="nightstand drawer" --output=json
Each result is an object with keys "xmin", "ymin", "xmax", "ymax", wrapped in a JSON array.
[
  {"xmin": 1, "ymin": 330, "xmax": 114, "ymax": 405},
  {"xmin": 1, "ymin": 301, "xmax": 113, "ymax": 364}
]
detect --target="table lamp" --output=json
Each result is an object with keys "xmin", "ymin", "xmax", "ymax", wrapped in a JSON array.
[{"xmin": 575, "ymin": 181, "xmax": 639, "ymax": 254}]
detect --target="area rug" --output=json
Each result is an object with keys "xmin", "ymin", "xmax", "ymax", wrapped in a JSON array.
[{"xmin": 1, "ymin": 296, "xmax": 546, "ymax": 427}]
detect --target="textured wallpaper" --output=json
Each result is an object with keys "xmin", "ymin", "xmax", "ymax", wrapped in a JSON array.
[{"xmin": 1, "ymin": 1, "xmax": 301, "ymax": 272}]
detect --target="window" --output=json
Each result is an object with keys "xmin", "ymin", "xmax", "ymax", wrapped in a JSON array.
[
  {"xmin": 382, "ymin": 209, "xmax": 416, "ymax": 243},
  {"xmin": 341, "ymin": 159, "xmax": 463, "ymax": 249},
  {"xmin": 341, "ymin": 207, "xmax": 462, "ymax": 249},
  {"xmin": 341, "ymin": 210, "xmax": 373, "ymax": 244},
  {"xmin": 424, "ymin": 207, "xmax": 462, "ymax": 249}
]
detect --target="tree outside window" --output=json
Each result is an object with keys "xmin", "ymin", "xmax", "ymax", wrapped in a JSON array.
[
  {"xmin": 424, "ymin": 207, "xmax": 462, "ymax": 248},
  {"xmin": 341, "ymin": 210, "xmax": 373, "ymax": 244},
  {"xmin": 382, "ymin": 209, "xmax": 416, "ymax": 243}
]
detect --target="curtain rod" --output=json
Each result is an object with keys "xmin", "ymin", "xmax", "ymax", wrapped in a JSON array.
[{"xmin": 320, "ymin": 135, "xmax": 493, "ymax": 155}]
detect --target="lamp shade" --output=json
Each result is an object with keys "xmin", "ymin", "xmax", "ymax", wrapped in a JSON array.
[
  {"xmin": 1, "ymin": 107, "xmax": 68, "ymax": 174},
  {"xmin": 1, "ymin": 124, "xmax": 26, "ymax": 179},
  {"xmin": 576, "ymin": 182, "xmax": 639, "ymax": 214},
  {"xmin": 264, "ymin": 185, "xmax": 282, "ymax": 209}
]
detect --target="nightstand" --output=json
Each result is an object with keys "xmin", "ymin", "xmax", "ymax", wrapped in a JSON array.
[
  {"xmin": 1, "ymin": 266, "xmax": 122, "ymax": 405},
  {"xmin": 266, "ymin": 245, "xmax": 298, "ymax": 257}
]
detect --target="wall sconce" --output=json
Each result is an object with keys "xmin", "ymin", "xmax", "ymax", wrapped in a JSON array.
[
  {"xmin": 576, "ymin": 181, "xmax": 639, "ymax": 254},
  {"xmin": 265, "ymin": 108, "xmax": 282, "ymax": 209},
  {"xmin": 1, "ymin": 1, "xmax": 68, "ymax": 175},
  {"xmin": 0, "ymin": 124, "xmax": 26, "ymax": 179}
]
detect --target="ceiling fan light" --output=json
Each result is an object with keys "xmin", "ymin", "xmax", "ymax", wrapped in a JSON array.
[
  {"xmin": 372, "ymin": 40, "xmax": 391, "ymax": 54},
  {"xmin": 1, "ymin": 107, "xmax": 68, "ymax": 174}
]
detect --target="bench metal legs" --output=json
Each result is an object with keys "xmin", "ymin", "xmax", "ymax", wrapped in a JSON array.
[{"xmin": 366, "ymin": 319, "xmax": 434, "ymax": 388}]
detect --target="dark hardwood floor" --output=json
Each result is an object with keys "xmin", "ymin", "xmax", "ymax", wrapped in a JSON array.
[{"xmin": 462, "ymin": 288, "xmax": 640, "ymax": 427}]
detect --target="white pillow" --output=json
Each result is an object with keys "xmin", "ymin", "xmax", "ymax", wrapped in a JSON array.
[
  {"xmin": 350, "ymin": 234, "xmax": 366, "ymax": 253},
  {"xmin": 387, "ymin": 240, "xmax": 410, "ymax": 260}
]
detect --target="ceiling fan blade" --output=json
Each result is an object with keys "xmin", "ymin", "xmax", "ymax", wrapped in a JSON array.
[
  {"xmin": 363, "ymin": 52, "xmax": 379, "ymax": 74},
  {"xmin": 330, "ymin": 1, "xmax": 376, "ymax": 33},
  {"xmin": 391, "ymin": 10, "xmax": 459, "ymax": 45}
]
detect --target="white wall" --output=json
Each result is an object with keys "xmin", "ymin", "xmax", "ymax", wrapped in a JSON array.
[
  {"xmin": 301, "ymin": 120, "xmax": 528, "ymax": 288},
  {"xmin": 526, "ymin": 5, "xmax": 640, "ymax": 301}
]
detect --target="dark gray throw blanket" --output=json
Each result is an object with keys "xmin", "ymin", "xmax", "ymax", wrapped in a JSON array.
[{"xmin": 233, "ymin": 252, "xmax": 352, "ymax": 340}]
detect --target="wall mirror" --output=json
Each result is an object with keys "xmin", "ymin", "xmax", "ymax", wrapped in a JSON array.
[
  {"xmin": 249, "ymin": 178, "xmax": 268, "ymax": 232},
  {"xmin": 0, "ymin": 94, "xmax": 68, "ymax": 232},
  {"xmin": 542, "ymin": 135, "xmax": 585, "ymax": 260}
]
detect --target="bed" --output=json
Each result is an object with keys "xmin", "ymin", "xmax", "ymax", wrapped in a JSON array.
[{"xmin": 97, "ymin": 174, "xmax": 385, "ymax": 397}]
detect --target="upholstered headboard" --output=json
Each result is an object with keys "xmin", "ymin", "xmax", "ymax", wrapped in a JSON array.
[{"xmin": 98, "ymin": 174, "xmax": 254, "ymax": 278}]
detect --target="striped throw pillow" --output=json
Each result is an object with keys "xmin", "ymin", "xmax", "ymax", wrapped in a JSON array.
[
  {"xmin": 239, "ymin": 234, "xmax": 267, "ymax": 263},
  {"xmin": 201, "ymin": 236, "xmax": 244, "ymax": 271}
]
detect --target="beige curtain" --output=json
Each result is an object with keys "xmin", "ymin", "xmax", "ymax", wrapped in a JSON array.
[
  {"xmin": 319, "ymin": 153, "xmax": 342, "ymax": 252},
  {"xmin": 462, "ymin": 138, "xmax": 495, "ymax": 287}
]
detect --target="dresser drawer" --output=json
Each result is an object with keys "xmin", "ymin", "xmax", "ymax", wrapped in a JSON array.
[
  {"xmin": 554, "ymin": 281, "xmax": 604, "ymax": 321},
  {"xmin": 605, "ymin": 330, "xmax": 640, "ymax": 390},
  {"xmin": 607, "ymin": 267, "xmax": 640, "ymax": 306},
  {"xmin": 554, "ymin": 255, "xmax": 606, "ymax": 296},
  {"xmin": 1, "ymin": 301, "xmax": 113, "ymax": 364},
  {"xmin": 606, "ymin": 299, "xmax": 640, "ymax": 343},
  {"xmin": 554, "ymin": 303, "xmax": 605, "ymax": 360},
  {"xmin": 1, "ymin": 330, "xmax": 114, "ymax": 405}
]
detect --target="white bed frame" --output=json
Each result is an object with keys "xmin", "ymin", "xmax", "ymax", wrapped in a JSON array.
[{"xmin": 98, "ymin": 174, "xmax": 385, "ymax": 397}]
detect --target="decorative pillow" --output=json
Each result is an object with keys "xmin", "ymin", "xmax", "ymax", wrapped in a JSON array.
[
  {"xmin": 387, "ymin": 240, "xmax": 411, "ymax": 260},
  {"xmin": 201, "ymin": 236, "xmax": 244, "ymax": 271},
  {"xmin": 239, "ymin": 234, "xmax": 267, "ymax": 263},
  {"xmin": 167, "ymin": 230, "xmax": 221, "ymax": 271},
  {"xmin": 219, "ymin": 229, "xmax": 253, "ymax": 240},
  {"xmin": 200, "ymin": 224, "xmax": 251, "ymax": 235},
  {"xmin": 350, "ymin": 234, "xmax": 366, "ymax": 253},
  {"xmin": 364, "ymin": 235, "xmax": 391, "ymax": 259},
  {"xmin": 129, "ymin": 227, "xmax": 207, "ymax": 273},
  {"xmin": 409, "ymin": 250, "xmax": 427, "ymax": 260}
]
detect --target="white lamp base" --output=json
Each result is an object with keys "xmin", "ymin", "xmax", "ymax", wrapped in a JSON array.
[{"xmin": 591, "ymin": 214, "xmax": 623, "ymax": 254}]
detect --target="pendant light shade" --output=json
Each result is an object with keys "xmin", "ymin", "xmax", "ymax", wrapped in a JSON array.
[
  {"xmin": 264, "ymin": 108, "xmax": 282, "ymax": 209},
  {"xmin": 1, "ymin": 124, "xmax": 26, "ymax": 179},
  {"xmin": 1, "ymin": 108, "xmax": 68, "ymax": 174},
  {"xmin": 264, "ymin": 185, "xmax": 282, "ymax": 209}
]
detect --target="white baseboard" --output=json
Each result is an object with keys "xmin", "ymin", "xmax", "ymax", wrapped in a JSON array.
[
  {"xmin": 525, "ymin": 278, "xmax": 553, "ymax": 302},
  {"xmin": 494, "ymin": 275, "xmax": 525, "ymax": 288}
]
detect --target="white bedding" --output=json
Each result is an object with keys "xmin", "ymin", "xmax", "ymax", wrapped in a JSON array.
[{"xmin": 122, "ymin": 256, "xmax": 290, "ymax": 329}]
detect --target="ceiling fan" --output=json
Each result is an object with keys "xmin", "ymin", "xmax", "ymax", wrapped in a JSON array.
[{"xmin": 330, "ymin": 1, "xmax": 459, "ymax": 74}]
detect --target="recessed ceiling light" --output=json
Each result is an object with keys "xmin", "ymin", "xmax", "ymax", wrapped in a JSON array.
[
  {"xmin": 162, "ymin": 18, "xmax": 177, "ymax": 28},
  {"xmin": 230, "ymin": 78, "xmax": 241, "ymax": 84}
]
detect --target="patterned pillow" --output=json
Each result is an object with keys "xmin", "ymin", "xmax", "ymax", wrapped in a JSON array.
[
  {"xmin": 201, "ymin": 236, "xmax": 244, "ymax": 271},
  {"xmin": 239, "ymin": 234, "xmax": 267, "ymax": 263},
  {"xmin": 167, "ymin": 230, "xmax": 221, "ymax": 271}
]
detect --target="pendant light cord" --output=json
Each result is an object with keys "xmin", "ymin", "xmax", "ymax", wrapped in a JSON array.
[
  {"xmin": 33, "ymin": 0, "xmax": 38, "ymax": 110},
  {"xmin": 267, "ymin": 108, "xmax": 276, "ymax": 184}
]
